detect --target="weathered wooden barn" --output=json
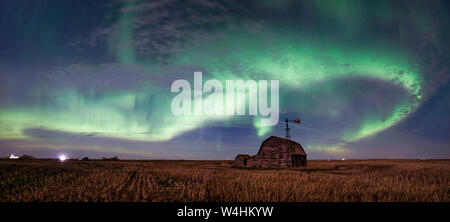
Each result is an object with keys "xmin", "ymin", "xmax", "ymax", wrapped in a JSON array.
[{"xmin": 235, "ymin": 136, "xmax": 307, "ymax": 168}]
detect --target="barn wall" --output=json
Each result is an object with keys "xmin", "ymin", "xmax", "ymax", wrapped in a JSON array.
[
  {"xmin": 249, "ymin": 144, "xmax": 307, "ymax": 167},
  {"xmin": 251, "ymin": 146, "xmax": 290, "ymax": 167},
  {"xmin": 235, "ymin": 159, "xmax": 245, "ymax": 167}
]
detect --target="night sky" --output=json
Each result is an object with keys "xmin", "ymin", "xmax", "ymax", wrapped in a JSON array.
[{"xmin": 0, "ymin": 0, "xmax": 449, "ymax": 160}]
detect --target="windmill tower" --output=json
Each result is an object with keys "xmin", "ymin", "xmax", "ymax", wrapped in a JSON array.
[{"xmin": 285, "ymin": 118, "xmax": 301, "ymax": 139}]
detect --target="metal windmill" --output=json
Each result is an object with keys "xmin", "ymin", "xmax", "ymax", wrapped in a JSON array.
[{"xmin": 285, "ymin": 118, "xmax": 301, "ymax": 139}]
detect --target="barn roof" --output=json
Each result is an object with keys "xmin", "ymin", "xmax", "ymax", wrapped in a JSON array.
[
  {"xmin": 259, "ymin": 136, "xmax": 307, "ymax": 156},
  {"xmin": 235, "ymin": 154, "xmax": 250, "ymax": 159}
]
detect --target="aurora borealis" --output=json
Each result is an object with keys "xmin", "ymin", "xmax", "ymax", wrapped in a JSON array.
[{"xmin": 0, "ymin": 0, "xmax": 449, "ymax": 159}]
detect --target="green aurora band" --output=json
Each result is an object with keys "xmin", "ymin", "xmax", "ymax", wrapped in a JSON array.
[{"xmin": 0, "ymin": 33, "xmax": 424, "ymax": 145}]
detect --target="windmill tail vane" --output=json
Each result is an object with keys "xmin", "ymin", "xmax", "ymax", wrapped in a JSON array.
[
  {"xmin": 291, "ymin": 119, "xmax": 301, "ymax": 124},
  {"xmin": 285, "ymin": 118, "xmax": 301, "ymax": 139}
]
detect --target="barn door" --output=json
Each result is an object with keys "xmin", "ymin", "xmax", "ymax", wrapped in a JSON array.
[{"xmin": 291, "ymin": 154, "xmax": 302, "ymax": 166}]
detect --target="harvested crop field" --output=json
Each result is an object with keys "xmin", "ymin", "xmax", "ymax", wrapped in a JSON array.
[{"xmin": 0, "ymin": 159, "xmax": 448, "ymax": 202}]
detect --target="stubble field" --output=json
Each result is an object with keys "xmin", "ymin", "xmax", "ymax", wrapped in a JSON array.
[{"xmin": 0, "ymin": 159, "xmax": 448, "ymax": 202}]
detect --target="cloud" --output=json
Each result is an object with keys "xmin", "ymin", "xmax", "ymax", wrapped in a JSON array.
[{"xmin": 72, "ymin": 0, "xmax": 244, "ymax": 59}]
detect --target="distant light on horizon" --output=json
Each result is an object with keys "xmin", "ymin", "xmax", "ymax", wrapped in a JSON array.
[
  {"xmin": 59, "ymin": 155, "xmax": 67, "ymax": 162},
  {"xmin": 9, "ymin": 154, "xmax": 18, "ymax": 159}
]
